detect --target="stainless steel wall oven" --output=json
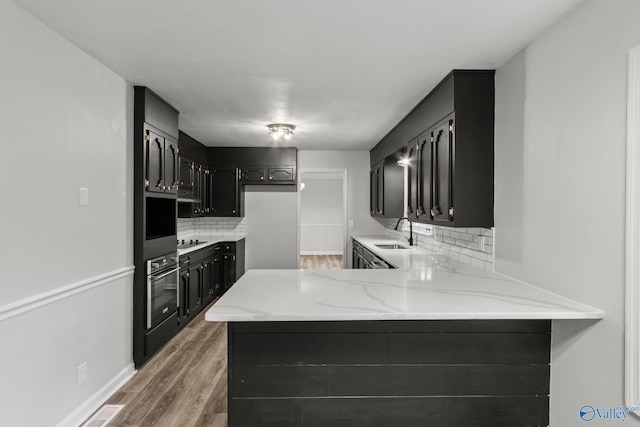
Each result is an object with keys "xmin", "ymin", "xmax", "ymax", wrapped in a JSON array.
[{"xmin": 146, "ymin": 252, "xmax": 179, "ymax": 329}]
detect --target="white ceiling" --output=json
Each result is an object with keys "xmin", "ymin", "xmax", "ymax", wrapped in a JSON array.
[{"xmin": 11, "ymin": 0, "xmax": 587, "ymax": 150}]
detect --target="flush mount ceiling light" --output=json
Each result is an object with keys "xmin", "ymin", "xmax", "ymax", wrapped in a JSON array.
[
  {"xmin": 267, "ymin": 123, "xmax": 296, "ymax": 141},
  {"xmin": 397, "ymin": 158, "xmax": 410, "ymax": 167}
]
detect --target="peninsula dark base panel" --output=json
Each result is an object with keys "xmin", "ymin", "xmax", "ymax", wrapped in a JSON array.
[{"xmin": 227, "ymin": 320, "xmax": 551, "ymax": 427}]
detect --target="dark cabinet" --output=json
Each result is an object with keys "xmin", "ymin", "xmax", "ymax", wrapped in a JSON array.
[
  {"xmin": 178, "ymin": 268, "xmax": 190, "ymax": 326},
  {"xmin": 196, "ymin": 164, "xmax": 212, "ymax": 215},
  {"xmin": 193, "ymin": 163, "xmax": 204, "ymax": 215},
  {"xmin": 269, "ymin": 167, "xmax": 295, "ymax": 183},
  {"xmin": 352, "ymin": 239, "xmax": 396, "ymax": 269},
  {"xmin": 372, "ymin": 70, "xmax": 495, "ymax": 228},
  {"xmin": 144, "ymin": 127, "xmax": 178, "ymax": 194},
  {"xmin": 211, "ymin": 251, "xmax": 222, "ymax": 297},
  {"xmin": 239, "ymin": 166, "xmax": 296, "ymax": 184},
  {"xmin": 176, "ymin": 239, "xmax": 244, "ymax": 328},
  {"xmin": 408, "ymin": 117, "xmax": 453, "ymax": 223},
  {"xmin": 188, "ymin": 263, "xmax": 203, "ymax": 315},
  {"xmin": 370, "ymin": 155, "xmax": 404, "ymax": 218},
  {"xmin": 133, "ymin": 86, "xmax": 180, "ymax": 368},
  {"xmin": 218, "ymin": 240, "xmax": 245, "ymax": 295},
  {"xmin": 179, "ymin": 161, "xmax": 212, "ymax": 218},
  {"xmin": 406, "ymin": 138, "xmax": 423, "ymax": 218},
  {"xmin": 210, "ymin": 147, "xmax": 297, "ymax": 186},
  {"xmin": 430, "ymin": 117, "xmax": 453, "ymax": 225},
  {"xmin": 240, "ymin": 167, "xmax": 267, "ymax": 183},
  {"xmin": 178, "ymin": 156, "xmax": 194, "ymax": 197},
  {"xmin": 211, "ymin": 168, "xmax": 242, "ymax": 217}
]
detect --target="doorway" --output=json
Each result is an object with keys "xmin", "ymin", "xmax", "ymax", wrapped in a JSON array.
[{"xmin": 298, "ymin": 169, "xmax": 348, "ymax": 269}]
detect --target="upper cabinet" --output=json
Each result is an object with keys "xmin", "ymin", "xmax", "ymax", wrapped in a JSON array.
[
  {"xmin": 210, "ymin": 147, "xmax": 297, "ymax": 186},
  {"xmin": 370, "ymin": 153, "xmax": 404, "ymax": 218},
  {"xmin": 135, "ymin": 87, "xmax": 180, "ymax": 196},
  {"xmin": 210, "ymin": 168, "xmax": 243, "ymax": 217},
  {"xmin": 144, "ymin": 126, "xmax": 178, "ymax": 194},
  {"xmin": 371, "ymin": 70, "xmax": 495, "ymax": 228},
  {"xmin": 178, "ymin": 143, "xmax": 294, "ymax": 218}
]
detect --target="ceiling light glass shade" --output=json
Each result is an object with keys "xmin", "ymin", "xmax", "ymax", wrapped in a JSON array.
[
  {"xmin": 397, "ymin": 158, "xmax": 410, "ymax": 167},
  {"xmin": 267, "ymin": 123, "xmax": 296, "ymax": 140}
]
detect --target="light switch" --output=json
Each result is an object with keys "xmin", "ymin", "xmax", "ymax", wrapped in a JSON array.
[
  {"xmin": 79, "ymin": 188, "xmax": 89, "ymax": 206},
  {"xmin": 348, "ymin": 219, "xmax": 354, "ymax": 228}
]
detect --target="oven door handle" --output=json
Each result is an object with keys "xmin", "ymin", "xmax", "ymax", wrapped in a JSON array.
[
  {"xmin": 147, "ymin": 267, "xmax": 180, "ymax": 329},
  {"xmin": 149, "ymin": 267, "xmax": 180, "ymax": 281}
]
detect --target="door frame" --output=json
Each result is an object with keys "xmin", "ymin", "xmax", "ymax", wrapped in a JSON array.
[
  {"xmin": 297, "ymin": 168, "xmax": 348, "ymax": 269},
  {"xmin": 625, "ymin": 44, "xmax": 640, "ymax": 410}
]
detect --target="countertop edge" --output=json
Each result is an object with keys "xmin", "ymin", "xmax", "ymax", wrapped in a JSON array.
[{"xmin": 178, "ymin": 235, "xmax": 246, "ymax": 256}]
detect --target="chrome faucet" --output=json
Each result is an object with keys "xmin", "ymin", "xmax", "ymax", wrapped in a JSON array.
[{"xmin": 394, "ymin": 217, "xmax": 414, "ymax": 246}]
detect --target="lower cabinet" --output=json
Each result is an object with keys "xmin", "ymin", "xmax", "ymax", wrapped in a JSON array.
[
  {"xmin": 178, "ymin": 238, "xmax": 246, "ymax": 329},
  {"xmin": 352, "ymin": 239, "xmax": 395, "ymax": 269}
]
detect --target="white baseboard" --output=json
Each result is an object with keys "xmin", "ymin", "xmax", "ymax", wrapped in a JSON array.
[
  {"xmin": 56, "ymin": 364, "xmax": 136, "ymax": 427},
  {"xmin": 300, "ymin": 251, "xmax": 343, "ymax": 255}
]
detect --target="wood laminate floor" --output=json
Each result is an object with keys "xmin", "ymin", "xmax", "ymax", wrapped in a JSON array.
[
  {"xmin": 300, "ymin": 254, "xmax": 343, "ymax": 269},
  {"xmin": 100, "ymin": 302, "xmax": 228, "ymax": 427}
]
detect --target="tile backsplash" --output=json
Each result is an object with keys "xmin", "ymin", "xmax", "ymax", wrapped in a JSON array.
[
  {"xmin": 177, "ymin": 217, "xmax": 247, "ymax": 240},
  {"xmin": 381, "ymin": 219, "xmax": 494, "ymax": 271}
]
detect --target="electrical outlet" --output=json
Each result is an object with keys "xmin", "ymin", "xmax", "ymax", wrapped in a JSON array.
[
  {"xmin": 479, "ymin": 236, "xmax": 486, "ymax": 252},
  {"xmin": 77, "ymin": 361, "xmax": 88, "ymax": 386},
  {"xmin": 423, "ymin": 224, "xmax": 433, "ymax": 236}
]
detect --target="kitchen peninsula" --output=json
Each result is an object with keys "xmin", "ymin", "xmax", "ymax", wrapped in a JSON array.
[{"xmin": 205, "ymin": 236, "xmax": 602, "ymax": 427}]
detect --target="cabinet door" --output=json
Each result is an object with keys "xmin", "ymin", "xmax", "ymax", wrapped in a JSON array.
[
  {"xmin": 188, "ymin": 264, "xmax": 203, "ymax": 315},
  {"xmin": 179, "ymin": 269, "xmax": 190, "ymax": 321},
  {"xmin": 145, "ymin": 129, "xmax": 165, "ymax": 193},
  {"xmin": 417, "ymin": 135, "xmax": 432, "ymax": 220},
  {"xmin": 222, "ymin": 253, "xmax": 236, "ymax": 292},
  {"xmin": 369, "ymin": 169, "xmax": 377, "ymax": 215},
  {"xmin": 406, "ymin": 141, "xmax": 418, "ymax": 218},
  {"xmin": 268, "ymin": 167, "xmax": 295, "ymax": 183},
  {"xmin": 202, "ymin": 258, "xmax": 214, "ymax": 303},
  {"xmin": 211, "ymin": 168, "xmax": 240, "ymax": 216},
  {"xmin": 178, "ymin": 156, "xmax": 194, "ymax": 196},
  {"xmin": 202, "ymin": 168, "xmax": 211, "ymax": 215},
  {"xmin": 376, "ymin": 165, "xmax": 384, "ymax": 215},
  {"xmin": 164, "ymin": 138, "xmax": 179, "ymax": 194},
  {"xmin": 193, "ymin": 164, "xmax": 203, "ymax": 216},
  {"xmin": 431, "ymin": 120, "xmax": 453, "ymax": 224},
  {"xmin": 212, "ymin": 253, "xmax": 222, "ymax": 296},
  {"xmin": 240, "ymin": 167, "xmax": 267, "ymax": 183}
]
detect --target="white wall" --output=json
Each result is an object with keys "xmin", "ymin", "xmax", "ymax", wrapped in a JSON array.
[
  {"xmin": 297, "ymin": 151, "xmax": 386, "ymax": 267},
  {"xmin": 300, "ymin": 179, "xmax": 343, "ymax": 254},
  {"xmin": 0, "ymin": 1, "xmax": 134, "ymax": 425},
  {"xmin": 494, "ymin": 1, "xmax": 640, "ymax": 424},
  {"xmin": 245, "ymin": 186, "xmax": 298, "ymax": 269}
]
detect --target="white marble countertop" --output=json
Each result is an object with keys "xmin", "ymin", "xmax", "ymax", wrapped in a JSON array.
[
  {"xmin": 205, "ymin": 234, "xmax": 603, "ymax": 322},
  {"xmin": 178, "ymin": 235, "xmax": 245, "ymax": 256}
]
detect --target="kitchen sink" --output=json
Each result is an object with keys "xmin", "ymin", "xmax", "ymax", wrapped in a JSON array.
[{"xmin": 375, "ymin": 244, "xmax": 409, "ymax": 250}]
